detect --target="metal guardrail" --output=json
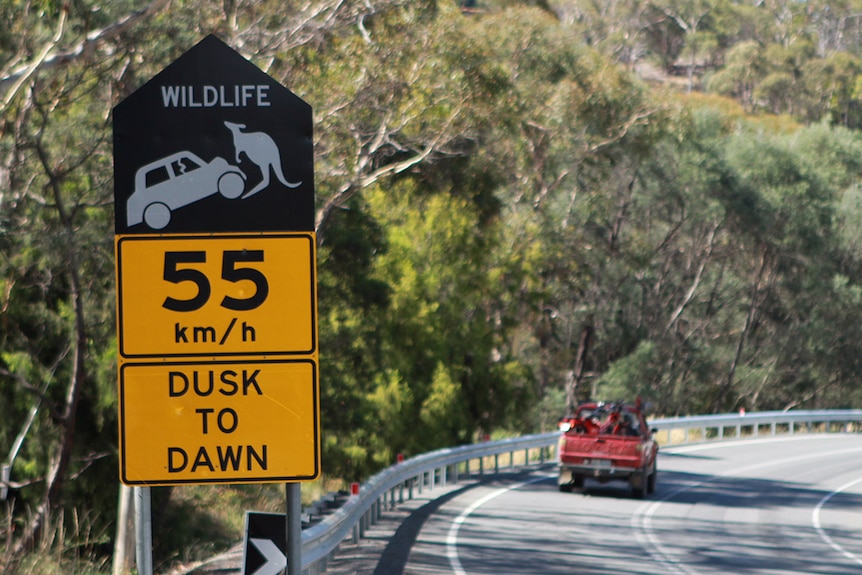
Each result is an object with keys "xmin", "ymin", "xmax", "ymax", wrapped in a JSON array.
[
  {"xmin": 650, "ymin": 409, "xmax": 862, "ymax": 443},
  {"xmin": 299, "ymin": 409, "xmax": 862, "ymax": 574}
]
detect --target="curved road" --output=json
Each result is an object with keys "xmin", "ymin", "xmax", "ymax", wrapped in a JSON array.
[{"xmin": 393, "ymin": 434, "xmax": 862, "ymax": 575}]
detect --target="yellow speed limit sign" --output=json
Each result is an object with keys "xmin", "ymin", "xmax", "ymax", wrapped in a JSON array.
[{"xmin": 116, "ymin": 233, "xmax": 316, "ymax": 358}]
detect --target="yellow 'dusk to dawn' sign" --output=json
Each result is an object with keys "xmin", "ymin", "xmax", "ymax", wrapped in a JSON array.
[
  {"xmin": 119, "ymin": 359, "xmax": 317, "ymax": 484},
  {"xmin": 113, "ymin": 35, "xmax": 319, "ymax": 485}
]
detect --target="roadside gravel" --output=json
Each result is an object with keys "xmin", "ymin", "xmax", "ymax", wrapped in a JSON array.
[{"xmin": 168, "ymin": 482, "xmax": 473, "ymax": 575}]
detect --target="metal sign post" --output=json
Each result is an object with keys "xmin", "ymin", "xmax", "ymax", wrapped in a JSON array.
[
  {"xmin": 286, "ymin": 483, "xmax": 302, "ymax": 575},
  {"xmin": 133, "ymin": 486, "xmax": 153, "ymax": 575}
]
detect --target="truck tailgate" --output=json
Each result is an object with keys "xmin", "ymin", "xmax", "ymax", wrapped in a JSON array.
[{"xmin": 559, "ymin": 435, "xmax": 644, "ymax": 468}]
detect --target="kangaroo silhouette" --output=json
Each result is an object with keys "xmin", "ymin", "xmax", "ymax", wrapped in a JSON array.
[{"xmin": 224, "ymin": 121, "xmax": 302, "ymax": 198}]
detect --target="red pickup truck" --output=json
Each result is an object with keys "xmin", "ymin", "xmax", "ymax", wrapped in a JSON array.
[{"xmin": 557, "ymin": 400, "xmax": 658, "ymax": 498}]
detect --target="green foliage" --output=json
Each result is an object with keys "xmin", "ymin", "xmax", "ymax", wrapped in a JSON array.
[
  {"xmin": 419, "ymin": 363, "xmax": 468, "ymax": 448},
  {"xmin": 594, "ymin": 340, "xmax": 659, "ymax": 402},
  {"xmin": 530, "ymin": 386, "xmax": 567, "ymax": 431},
  {"xmin": 368, "ymin": 370, "xmax": 416, "ymax": 464},
  {"xmin": 367, "ymin": 181, "xmax": 519, "ymax": 442}
]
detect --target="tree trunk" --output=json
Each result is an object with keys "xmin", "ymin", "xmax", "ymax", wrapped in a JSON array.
[
  {"xmin": 566, "ymin": 318, "xmax": 594, "ymax": 414},
  {"xmin": 12, "ymin": 141, "xmax": 88, "ymax": 558},
  {"xmin": 713, "ymin": 246, "xmax": 770, "ymax": 411}
]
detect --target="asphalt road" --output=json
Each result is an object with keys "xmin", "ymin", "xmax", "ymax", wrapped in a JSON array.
[{"xmin": 330, "ymin": 434, "xmax": 862, "ymax": 575}]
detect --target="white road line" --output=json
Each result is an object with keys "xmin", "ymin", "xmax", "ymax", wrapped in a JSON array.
[
  {"xmin": 633, "ymin": 437, "xmax": 862, "ymax": 575},
  {"xmin": 443, "ymin": 437, "xmax": 862, "ymax": 575},
  {"xmin": 632, "ymin": 488, "xmax": 702, "ymax": 575},
  {"xmin": 445, "ymin": 475, "xmax": 550, "ymax": 575},
  {"xmin": 812, "ymin": 475, "xmax": 862, "ymax": 566}
]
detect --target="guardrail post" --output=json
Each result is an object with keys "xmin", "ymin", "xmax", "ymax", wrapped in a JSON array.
[
  {"xmin": 398, "ymin": 481, "xmax": 404, "ymax": 504},
  {"xmin": 453, "ymin": 463, "xmax": 459, "ymax": 484},
  {"xmin": 430, "ymin": 468, "xmax": 436, "ymax": 491},
  {"xmin": 494, "ymin": 454, "xmax": 499, "ymax": 473},
  {"xmin": 408, "ymin": 477, "xmax": 414, "ymax": 499},
  {"xmin": 442, "ymin": 465, "xmax": 447, "ymax": 487},
  {"xmin": 353, "ymin": 522, "xmax": 360, "ymax": 544},
  {"xmin": 418, "ymin": 472, "xmax": 424, "ymax": 494},
  {"xmin": 479, "ymin": 457, "xmax": 484, "ymax": 477},
  {"xmin": 524, "ymin": 448, "xmax": 529, "ymax": 466}
]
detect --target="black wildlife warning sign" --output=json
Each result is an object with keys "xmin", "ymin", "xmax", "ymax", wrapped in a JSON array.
[{"xmin": 113, "ymin": 35, "xmax": 314, "ymax": 234}]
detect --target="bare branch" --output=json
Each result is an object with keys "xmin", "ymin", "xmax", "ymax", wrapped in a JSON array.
[
  {"xmin": 665, "ymin": 222, "xmax": 721, "ymax": 333},
  {"xmin": 314, "ymin": 106, "xmax": 463, "ymax": 237},
  {"xmin": 0, "ymin": 367, "xmax": 65, "ymax": 424},
  {"xmin": 0, "ymin": 0, "xmax": 171, "ymax": 106},
  {"xmin": 585, "ymin": 108, "xmax": 658, "ymax": 155},
  {"xmin": 2, "ymin": 6, "xmax": 67, "ymax": 110}
]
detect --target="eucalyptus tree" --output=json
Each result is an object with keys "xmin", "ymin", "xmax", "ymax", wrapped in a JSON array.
[
  {"xmin": 0, "ymin": 0, "xmax": 188, "ymax": 562},
  {"xmin": 173, "ymin": 0, "xmax": 528, "ymax": 486},
  {"xmin": 462, "ymin": 6, "xmax": 678, "ymax": 414},
  {"xmin": 705, "ymin": 40, "xmax": 767, "ymax": 112},
  {"xmin": 800, "ymin": 51, "xmax": 862, "ymax": 127},
  {"xmin": 584, "ymin": 105, "xmax": 862, "ymax": 415},
  {"xmin": 700, "ymin": 121, "xmax": 860, "ymax": 412},
  {"xmin": 767, "ymin": 125, "xmax": 862, "ymax": 409},
  {"xmin": 365, "ymin": 182, "xmax": 532, "ymax": 456},
  {"xmin": 645, "ymin": 0, "xmax": 717, "ymax": 90},
  {"xmin": 552, "ymin": 0, "xmax": 652, "ymax": 68},
  {"xmin": 804, "ymin": 0, "xmax": 862, "ymax": 56}
]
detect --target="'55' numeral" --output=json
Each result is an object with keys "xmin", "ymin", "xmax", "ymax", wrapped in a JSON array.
[{"xmin": 162, "ymin": 251, "xmax": 269, "ymax": 312}]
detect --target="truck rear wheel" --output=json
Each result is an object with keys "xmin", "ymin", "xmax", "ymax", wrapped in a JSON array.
[
  {"xmin": 648, "ymin": 464, "xmax": 657, "ymax": 494},
  {"xmin": 559, "ymin": 470, "xmax": 574, "ymax": 492},
  {"xmin": 631, "ymin": 469, "xmax": 648, "ymax": 499},
  {"xmin": 559, "ymin": 470, "xmax": 585, "ymax": 492}
]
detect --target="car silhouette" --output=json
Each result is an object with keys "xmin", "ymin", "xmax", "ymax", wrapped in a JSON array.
[{"xmin": 126, "ymin": 151, "xmax": 246, "ymax": 229}]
